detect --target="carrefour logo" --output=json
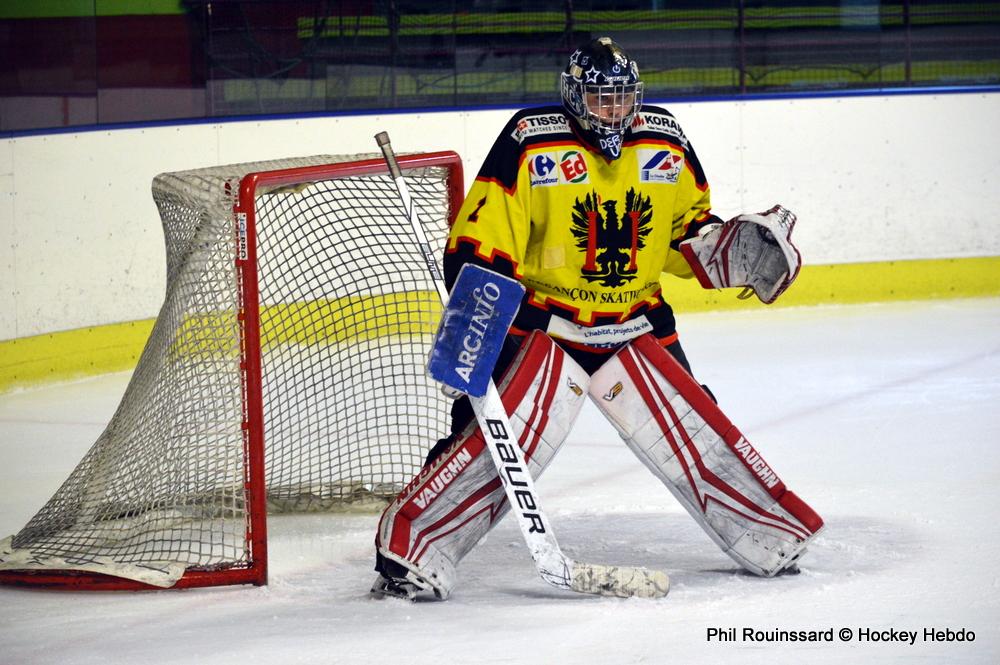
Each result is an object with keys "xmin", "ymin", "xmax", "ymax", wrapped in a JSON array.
[
  {"xmin": 529, "ymin": 154, "xmax": 555, "ymax": 176},
  {"xmin": 638, "ymin": 149, "xmax": 682, "ymax": 184},
  {"xmin": 528, "ymin": 154, "xmax": 558, "ymax": 186}
]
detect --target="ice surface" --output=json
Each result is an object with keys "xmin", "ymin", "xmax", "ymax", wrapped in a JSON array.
[{"xmin": 1, "ymin": 299, "xmax": 998, "ymax": 664}]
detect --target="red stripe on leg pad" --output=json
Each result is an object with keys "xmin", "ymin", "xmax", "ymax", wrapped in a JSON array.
[
  {"xmin": 499, "ymin": 331, "xmax": 555, "ymax": 415},
  {"xmin": 387, "ymin": 511, "xmax": 412, "ymax": 560},
  {"xmin": 727, "ymin": 435, "xmax": 787, "ymax": 500},
  {"xmin": 633, "ymin": 335, "xmax": 790, "ymax": 497},
  {"xmin": 396, "ymin": 433, "xmax": 487, "ymax": 519},
  {"xmin": 632, "ymin": 335, "xmax": 732, "ymax": 433},
  {"xmin": 630, "ymin": 333, "xmax": 822, "ymax": 536},
  {"xmin": 617, "ymin": 348, "xmax": 808, "ymax": 540},
  {"xmin": 778, "ymin": 491, "xmax": 824, "ymax": 534}
]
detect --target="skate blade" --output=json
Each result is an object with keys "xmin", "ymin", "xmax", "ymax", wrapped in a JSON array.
[{"xmin": 369, "ymin": 574, "xmax": 419, "ymax": 601}]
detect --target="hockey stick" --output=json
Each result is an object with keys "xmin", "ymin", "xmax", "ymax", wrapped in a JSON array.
[{"xmin": 375, "ymin": 131, "xmax": 669, "ymax": 599}]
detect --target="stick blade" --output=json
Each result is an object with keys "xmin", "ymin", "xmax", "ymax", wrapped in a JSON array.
[{"xmin": 570, "ymin": 563, "xmax": 670, "ymax": 599}]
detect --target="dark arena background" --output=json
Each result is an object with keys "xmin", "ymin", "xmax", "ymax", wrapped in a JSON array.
[{"xmin": 2, "ymin": 1, "xmax": 999, "ymax": 131}]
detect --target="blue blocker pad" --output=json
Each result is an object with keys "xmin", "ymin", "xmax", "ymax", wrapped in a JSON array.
[{"xmin": 427, "ymin": 264, "xmax": 525, "ymax": 398}]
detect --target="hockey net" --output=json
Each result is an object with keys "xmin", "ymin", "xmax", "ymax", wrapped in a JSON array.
[{"xmin": 0, "ymin": 151, "xmax": 463, "ymax": 589}]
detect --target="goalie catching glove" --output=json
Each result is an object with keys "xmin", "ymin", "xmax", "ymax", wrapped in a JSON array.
[{"xmin": 680, "ymin": 205, "xmax": 801, "ymax": 304}]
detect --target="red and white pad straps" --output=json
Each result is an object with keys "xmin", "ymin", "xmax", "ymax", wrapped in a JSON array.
[
  {"xmin": 589, "ymin": 334, "xmax": 823, "ymax": 576},
  {"xmin": 375, "ymin": 331, "xmax": 590, "ymax": 597}
]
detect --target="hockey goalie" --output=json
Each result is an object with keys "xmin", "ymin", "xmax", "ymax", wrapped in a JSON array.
[{"xmin": 371, "ymin": 37, "xmax": 822, "ymax": 600}]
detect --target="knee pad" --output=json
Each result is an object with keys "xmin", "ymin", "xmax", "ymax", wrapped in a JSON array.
[
  {"xmin": 375, "ymin": 331, "xmax": 590, "ymax": 597},
  {"xmin": 589, "ymin": 334, "xmax": 824, "ymax": 576}
]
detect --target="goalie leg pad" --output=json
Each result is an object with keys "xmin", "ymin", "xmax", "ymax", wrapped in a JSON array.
[
  {"xmin": 375, "ymin": 331, "xmax": 590, "ymax": 597},
  {"xmin": 589, "ymin": 334, "xmax": 823, "ymax": 577}
]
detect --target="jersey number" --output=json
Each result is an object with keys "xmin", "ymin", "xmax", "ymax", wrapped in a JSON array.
[{"xmin": 467, "ymin": 196, "xmax": 487, "ymax": 223}]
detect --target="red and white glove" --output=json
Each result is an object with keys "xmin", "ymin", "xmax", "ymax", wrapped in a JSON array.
[{"xmin": 680, "ymin": 205, "xmax": 801, "ymax": 304}]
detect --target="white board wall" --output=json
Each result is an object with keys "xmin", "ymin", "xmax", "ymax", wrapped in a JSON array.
[{"xmin": 1, "ymin": 91, "xmax": 998, "ymax": 339}]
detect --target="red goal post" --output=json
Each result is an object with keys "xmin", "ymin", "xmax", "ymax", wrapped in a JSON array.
[{"xmin": 0, "ymin": 151, "xmax": 464, "ymax": 590}]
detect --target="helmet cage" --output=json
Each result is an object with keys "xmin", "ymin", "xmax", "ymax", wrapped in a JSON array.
[{"xmin": 580, "ymin": 81, "xmax": 644, "ymax": 134}]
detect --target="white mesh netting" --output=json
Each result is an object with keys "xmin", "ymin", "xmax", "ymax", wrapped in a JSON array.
[{"xmin": 0, "ymin": 154, "xmax": 454, "ymax": 587}]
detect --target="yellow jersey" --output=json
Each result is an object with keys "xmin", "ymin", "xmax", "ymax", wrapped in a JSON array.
[{"xmin": 446, "ymin": 104, "xmax": 720, "ymax": 345}]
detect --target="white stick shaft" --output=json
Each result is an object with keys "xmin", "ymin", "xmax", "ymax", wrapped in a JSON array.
[
  {"xmin": 469, "ymin": 385, "xmax": 575, "ymax": 589},
  {"xmin": 375, "ymin": 132, "xmax": 449, "ymax": 303}
]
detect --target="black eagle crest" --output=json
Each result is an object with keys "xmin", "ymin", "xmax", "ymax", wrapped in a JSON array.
[{"xmin": 570, "ymin": 188, "xmax": 654, "ymax": 287}]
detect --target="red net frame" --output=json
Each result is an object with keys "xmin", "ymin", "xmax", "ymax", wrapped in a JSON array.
[{"xmin": 0, "ymin": 151, "xmax": 464, "ymax": 590}]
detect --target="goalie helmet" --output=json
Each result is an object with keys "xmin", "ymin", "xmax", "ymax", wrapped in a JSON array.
[{"xmin": 560, "ymin": 37, "xmax": 644, "ymax": 161}]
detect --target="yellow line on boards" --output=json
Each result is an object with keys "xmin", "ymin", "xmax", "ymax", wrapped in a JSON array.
[
  {"xmin": 1, "ymin": 257, "xmax": 997, "ymax": 393},
  {"xmin": 0, "ymin": 320, "xmax": 155, "ymax": 394},
  {"xmin": 661, "ymin": 256, "xmax": 1000, "ymax": 312}
]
